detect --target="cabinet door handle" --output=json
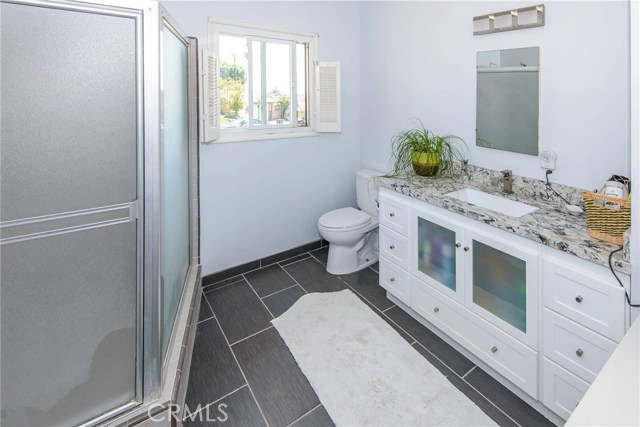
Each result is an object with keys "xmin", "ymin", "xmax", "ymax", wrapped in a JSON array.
[
  {"xmin": 389, "ymin": 212, "xmax": 395, "ymax": 217},
  {"xmin": 389, "ymin": 245, "xmax": 395, "ymax": 250},
  {"xmin": 433, "ymin": 307, "xmax": 440, "ymax": 313},
  {"xmin": 576, "ymin": 348, "xmax": 584, "ymax": 357},
  {"xmin": 455, "ymin": 243, "xmax": 462, "ymax": 248},
  {"xmin": 389, "ymin": 277, "xmax": 395, "ymax": 282},
  {"xmin": 464, "ymin": 246, "xmax": 470, "ymax": 251},
  {"xmin": 575, "ymin": 295, "xmax": 583, "ymax": 303},
  {"xmin": 491, "ymin": 346, "xmax": 498, "ymax": 353}
]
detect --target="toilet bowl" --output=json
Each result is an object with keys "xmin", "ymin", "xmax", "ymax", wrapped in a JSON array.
[{"xmin": 318, "ymin": 170, "xmax": 380, "ymax": 275}]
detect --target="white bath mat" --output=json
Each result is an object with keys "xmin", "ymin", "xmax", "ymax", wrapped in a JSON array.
[{"xmin": 272, "ymin": 290, "xmax": 496, "ymax": 427}]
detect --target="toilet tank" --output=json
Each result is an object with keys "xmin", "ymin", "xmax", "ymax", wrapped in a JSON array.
[{"xmin": 356, "ymin": 169, "xmax": 381, "ymax": 217}]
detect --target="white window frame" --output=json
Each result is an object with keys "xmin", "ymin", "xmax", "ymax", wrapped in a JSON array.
[{"xmin": 208, "ymin": 19, "xmax": 319, "ymax": 143}]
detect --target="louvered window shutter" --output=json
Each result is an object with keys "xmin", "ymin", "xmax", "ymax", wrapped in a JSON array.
[
  {"xmin": 200, "ymin": 49, "xmax": 220, "ymax": 143},
  {"xmin": 316, "ymin": 62, "xmax": 341, "ymax": 133}
]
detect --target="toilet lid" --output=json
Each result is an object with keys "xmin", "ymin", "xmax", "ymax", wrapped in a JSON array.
[{"xmin": 319, "ymin": 207, "xmax": 371, "ymax": 229}]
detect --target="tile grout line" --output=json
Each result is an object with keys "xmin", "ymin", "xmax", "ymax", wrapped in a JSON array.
[
  {"xmin": 278, "ymin": 254, "xmax": 312, "ymax": 268},
  {"xmin": 461, "ymin": 375, "xmax": 523, "ymax": 427},
  {"xmin": 211, "ymin": 314, "xmax": 272, "ymax": 427},
  {"xmin": 307, "ymin": 252, "xmax": 325, "ymax": 266},
  {"xmin": 280, "ymin": 262, "xmax": 310, "ymax": 295},
  {"xmin": 408, "ymin": 341, "xmax": 521, "ymax": 427},
  {"xmin": 261, "ymin": 242, "xmax": 324, "ymax": 269},
  {"xmin": 202, "ymin": 292, "xmax": 216, "ymax": 320},
  {"xmin": 208, "ymin": 243, "xmax": 324, "ymax": 283},
  {"xmin": 202, "ymin": 277, "xmax": 246, "ymax": 293},
  {"xmin": 260, "ymin": 283, "xmax": 300, "ymax": 300},
  {"xmin": 382, "ymin": 304, "xmax": 396, "ymax": 313},
  {"xmin": 183, "ymin": 384, "xmax": 248, "ymax": 421},
  {"xmin": 284, "ymin": 403, "xmax": 323, "ymax": 427},
  {"xmin": 197, "ymin": 315, "xmax": 214, "ymax": 324},
  {"xmin": 337, "ymin": 275, "xmax": 394, "ymax": 317},
  {"xmin": 461, "ymin": 365, "xmax": 477, "ymax": 379},
  {"xmin": 411, "ymin": 340, "xmax": 460, "ymax": 379},
  {"xmin": 229, "ymin": 325, "xmax": 274, "ymax": 347},
  {"xmin": 243, "ymin": 273, "xmax": 277, "ymax": 319}
]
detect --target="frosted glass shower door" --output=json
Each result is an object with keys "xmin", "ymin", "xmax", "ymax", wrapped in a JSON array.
[
  {"xmin": 0, "ymin": 2, "xmax": 141, "ymax": 426},
  {"xmin": 161, "ymin": 22, "xmax": 191, "ymax": 355}
]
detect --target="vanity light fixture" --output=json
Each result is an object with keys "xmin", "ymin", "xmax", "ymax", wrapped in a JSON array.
[{"xmin": 473, "ymin": 4, "xmax": 545, "ymax": 36}]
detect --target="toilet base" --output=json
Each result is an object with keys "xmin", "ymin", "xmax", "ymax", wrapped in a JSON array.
[{"xmin": 325, "ymin": 230, "xmax": 379, "ymax": 275}]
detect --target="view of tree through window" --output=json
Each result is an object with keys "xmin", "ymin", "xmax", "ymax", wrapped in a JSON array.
[{"xmin": 217, "ymin": 33, "xmax": 308, "ymax": 130}]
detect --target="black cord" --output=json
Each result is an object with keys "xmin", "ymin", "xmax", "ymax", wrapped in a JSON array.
[
  {"xmin": 545, "ymin": 170, "xmax": 571, "ymax": 205},
  {"xmin": 608, "ymin": 247, "xmax": 640, "ymax": 307}
]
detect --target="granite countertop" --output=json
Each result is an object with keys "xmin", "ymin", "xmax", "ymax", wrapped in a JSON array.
[{"xmin": 377, "ymin": 174, "xmax": 630, "ymax": 275}]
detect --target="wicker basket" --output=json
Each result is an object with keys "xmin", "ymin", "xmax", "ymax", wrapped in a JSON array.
[{"xmin": 582, "ymin": 192, "xmax": 631, "ymax": 245}]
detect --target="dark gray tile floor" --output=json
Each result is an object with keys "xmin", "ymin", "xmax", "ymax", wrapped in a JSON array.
[{"xmin": 186, "ymin": 247, "xmax": 554, "ymax": 427}]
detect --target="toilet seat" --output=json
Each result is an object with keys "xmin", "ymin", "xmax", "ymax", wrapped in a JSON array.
[{"xmin": 318, "ymin": 207, "xmax": 371, "ymax": 231}]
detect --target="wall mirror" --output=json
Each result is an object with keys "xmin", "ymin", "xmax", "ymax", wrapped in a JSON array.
[{"xmin": 476, "ymin": 46, "xmax": 539, "ymax": 156}]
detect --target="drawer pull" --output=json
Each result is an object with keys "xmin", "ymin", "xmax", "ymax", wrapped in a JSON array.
[
  {"xmin": 389, "ymin": 277, "xmax": 395, "ymax": 282},
  {"xmin": 575, "ymin": 295, "xmax": 584, "ymax": 303},
  {"xmin": 464, "ymin": 246, "xmax": 470, "ymax": 251},
  {"xmin": 576, "ymin": 348, "xmax": 584, "ymax": 357},
  {"xmin": 389, "ymin": 245, "xmax": 395, "ymax": 250},
  {"xmin": 455, "ymin": 243, "xmax": 462, "ymax": 248},
  {"xmin": 389, "ymin": 212, "xmax": 395, "ymax": 217},
  {"xmin": 434, "ymin": 307, "xmax": 440, "ymax": 313},
  {"xmin": 491, "ymin": 346, "xmax": 498, "ymax": 353}
]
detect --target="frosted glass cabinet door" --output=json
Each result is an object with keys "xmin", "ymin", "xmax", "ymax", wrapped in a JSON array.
[
  {"xmin": 472, "ymin": 241, "xmax": 527, "ymax": 331},
  {"xmin": 465, "ymin": 229, "xmax": 539, "ymax": 347},
  {"xmin": 413, "ymin": 208, "xmax": 464, "ymax": 303}
]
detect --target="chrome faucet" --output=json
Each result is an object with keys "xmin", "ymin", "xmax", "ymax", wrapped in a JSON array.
[
  {"xmin": 491, "ymin": 170, "xmax": 514, "ymax": 194},
  {"xmin": 462, "ymin": 160, "xmax": 470, "ymax": 183}
]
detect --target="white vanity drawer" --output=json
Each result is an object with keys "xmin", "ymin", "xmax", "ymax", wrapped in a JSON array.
[
  {"xmin": 411, "ymin": 277, "xmax": 538, "ymax": 398},
  {"xmin": 542, "ymin": 358, "xmax": 590, "ymax": 420},
  {"xmin": 379, "ymin": 257, "xmax": 410, "ymax": 305},
  {"xmin": 543, "ymin": 257, "xmax": 625, "ymax": 342},
  {"xmin": 379, "ymin": 226, "xmax": 409, "ymax": 269},
  {"xmin": 379, "ymin": 191, "xmax": 410, "ymax": 236},
  {"xmin": 542, "ymin": 308, "xmax": 617, "ymax": 383}
]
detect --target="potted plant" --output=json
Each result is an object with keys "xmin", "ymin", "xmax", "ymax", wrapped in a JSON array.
[{"xmin": 390, "ymin": 121, "xmax": 467, "ymax": 177}]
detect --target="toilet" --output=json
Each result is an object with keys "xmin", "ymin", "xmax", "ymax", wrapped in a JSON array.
[{"xmin": 318, "ymin": 169, "xmax": 381, "ymax": 275}]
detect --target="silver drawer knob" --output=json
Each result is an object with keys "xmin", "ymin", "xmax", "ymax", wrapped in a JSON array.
[
  {"xmin": 389, "ymin": 245, "xmax": 395, "ymax": 250},
  {"xmin": 434, "ymin": 307, "xmax": 440, "ymax": 313},
  {"xmin": 390, "ymin": 212, "xmax": 395, "ymax": 217},
  {"xmin": 491, "ymin": 346, "xmax": 498, "ymax": 353},
  {"xmin": 389, "ymin": 277, "xmax": 395, "ymax": 282},
  {"xmin": 464, "ymin": 246, "xmax": 470, "ymax": 251},
  {"xmin": 455, "ymin": 243, "xmax": 462, "ymax": 248},
  {"xmin": 575, "ymin": 295, "xmax": 584, "ymax": 303},
  {"xmin": 576, "ymin": 348, "xmax": 584, "ymax": 357}
]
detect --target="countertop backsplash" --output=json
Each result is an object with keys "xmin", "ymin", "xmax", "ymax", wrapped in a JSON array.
[{"xmin": 464, "ymin": 164, "xmax": 585, "ymax": 207}]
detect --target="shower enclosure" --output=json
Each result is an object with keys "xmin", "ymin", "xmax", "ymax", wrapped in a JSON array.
[{"xmin": 0, "ymin": 0, "xmax": 200, "ymax": 425}]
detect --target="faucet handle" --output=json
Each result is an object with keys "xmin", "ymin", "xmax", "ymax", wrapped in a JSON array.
[{"xmin": 500, "ymin": 169, "xmax": 512, "ymax": 177}]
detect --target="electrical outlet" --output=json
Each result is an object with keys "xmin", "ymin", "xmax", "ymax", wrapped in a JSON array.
[{"xmin": 539, "ymin": 150, "xmax": 556, "ymax": 170}]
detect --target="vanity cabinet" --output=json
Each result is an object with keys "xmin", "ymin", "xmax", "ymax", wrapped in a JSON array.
[
  {"xmin": 379, "ymin": 191, "xmax": 411, "ymax": 305},
  {"xmin": 412, "ymin": 204, "xmax": 539, "ymax": 349},
  {"xmin": 378, "ymin": 187, "xmax": 630, "ymax": 422},
  {"xmin": 540, "ymin": 255, "xmax": 627, "ymax": 419}
]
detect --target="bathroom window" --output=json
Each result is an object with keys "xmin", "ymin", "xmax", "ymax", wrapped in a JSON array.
[{"xmin": 203, "ymin": 20, "xmax": 340, "ymax": 143}]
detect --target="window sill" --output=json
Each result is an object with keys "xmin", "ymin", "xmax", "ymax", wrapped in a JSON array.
[{"xmin": 206, "ymin": 129, "xmax": 319, "ymax": 144}]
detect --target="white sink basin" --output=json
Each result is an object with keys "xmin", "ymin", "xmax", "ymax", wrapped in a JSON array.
[{"xmin": 444, "ymin": 188, "xmax": 538, "ymax": 218}]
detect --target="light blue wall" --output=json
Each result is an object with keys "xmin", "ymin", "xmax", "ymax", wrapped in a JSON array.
[
  {"xmin": 359, "ymin": 1, "xmax": 630, "ymax": 190},
  {"xmin": 164, "ymin": 1, "xmax": 632, "ymax": 275},
  {"xmin": 162, "ymin": 1, "xmax": 361, "ymax": 275}
]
